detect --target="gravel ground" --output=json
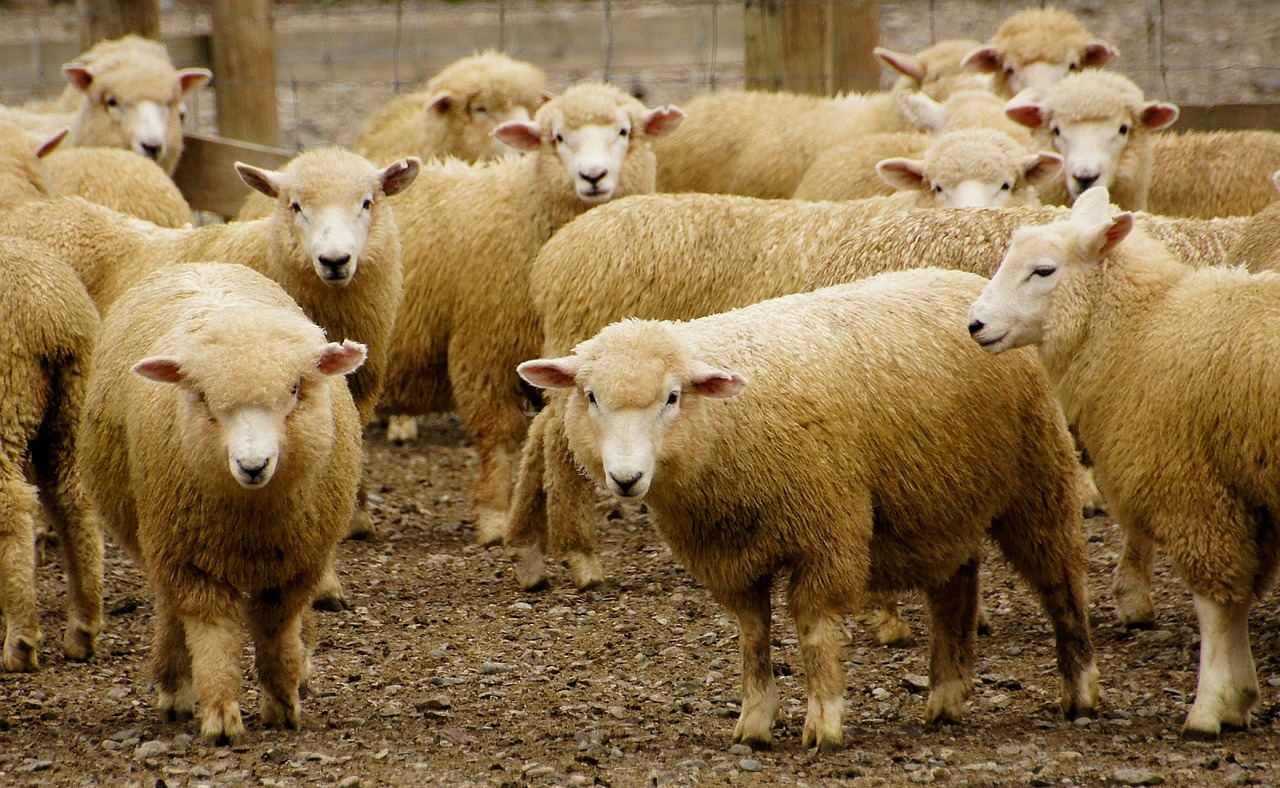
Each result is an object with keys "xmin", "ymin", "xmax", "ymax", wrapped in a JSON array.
[{"xmin": 6, "ymin": 415, "xmax": 1280, "ymax": 786}]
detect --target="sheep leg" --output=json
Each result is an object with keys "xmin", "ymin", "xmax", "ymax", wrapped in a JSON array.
[
  {"xmin": 724, "ymin": 576, "xmax": 778, "ymax": 749},
  {"xmin": 1184, "ymin": 595, "xmax": 1257, "ymax": 740},
  {"xmin": 544, "ymin": 408, "xmax": 604, "ymax": 590},
  {"xmin": 1112, "ymin": 524, "xmax": 1157, "ymax": 628},
  {"xmin": 384, "ymin": 414, "xmax": 418, "ymax": 444},
  {"xmin": 311, "ymin": 547, "xmax": 348, "ymax": 612},
  {"xmin": 0, "ymin": 478, "xmax": 40, "ymax": 672},
  {"xmin": 922, "ymin": 557, "xmax": 979, "ymax": 725},
  {"xmin": 153, "ymin": 598, "xmax": 195, "ymax": 721},
  {"xmin": 854, "ymin": 590, "xmax": 914, "ymax": 647},
  {"xmin": 345, "ymin": 472, "xmax": 376, "ymax": 540},
  {"xmin": 183, "ymin": 612, "xmax": 246, "ymax": 745},
  {"xmin": 247, "ymin": 587, "xmax": 310, "ymax": 731},
  {"xmin": 506, "ymin": 409, "xmax": 550, "ymax": 590},
  {"xmin": 35, "ymin": 484, "xmax": 103, "ymax": 661},
  {"xmin": 791, "ymin": 597, "xmax": 846, "ymax": 750}
]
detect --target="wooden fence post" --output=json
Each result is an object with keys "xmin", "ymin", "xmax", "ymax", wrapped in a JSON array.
[
  {"xmin": 745, "ymin": 0, "xmax": 879, "ymax": 95},
  {"xmin": 76, "ymin": 0, "xmax": 161, "ymax": 50},
  {"xmin": 209, "ymin": 0, "xmax": 281, "ymax": 147}
]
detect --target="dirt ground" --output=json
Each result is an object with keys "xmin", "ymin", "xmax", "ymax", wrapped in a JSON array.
[{"xmin": 4, "ymin": 415, "xmax": 1280, "ymax": 787}]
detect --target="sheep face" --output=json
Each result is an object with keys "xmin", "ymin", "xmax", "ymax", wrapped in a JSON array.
[
  {"xmin": 519, "ymin": 325, "xmax": 745, "ymax": 499},
  {"xmin": 877, "ymin": 130, "xmax": 1061, "ymax": 209},
  {"xmin": 427, "ymin": 88, "xmax": 544, "ymax": 161},
  {"xmin": 961, "ymin": 8, "xmax": 1117, "ymax": 97},
  {"xmin": 494, "ymin": 84, "xmax": 684, "ymax": 205},
  {"xmin": 237, "ymin": 154, "xmax": 421, "ymax": 287},
  {"xmin": 64, "ymin": 59, "xmax": 210, "ymax": 174},
  {"xmin": 968, "ymin": 188, "xmax": 1134, "ymax": 355},
  {"xmin": 132, "ymin": 313, "xmax": 367, "ymax": 490}
]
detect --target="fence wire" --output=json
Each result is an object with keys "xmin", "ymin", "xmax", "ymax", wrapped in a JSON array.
[{"xmin": 0, "ymin": 0, "xmax": 1276, "ymax": 150}]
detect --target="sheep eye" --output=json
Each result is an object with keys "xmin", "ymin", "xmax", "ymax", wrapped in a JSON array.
[
  {"xmin": 1003, "ymin": 66, "xmax": 1014, "ymax": 76},
  {"xmin": 1051, "ymin": 126, "xmax": 1061, "ymax": 137},
  {"xmin": 666, "ymin": 391, "xmax": 679, "ymax": 406},
  {"xmin": 362, "ymin": 198, "xmax": 373, "ymax": 211},
  {"xmin": 1001, "ymin": 182, "xmax": 1012, "ymax": 191},
  {"xmin": 586, "ymin": 390, "xmax": 597, "ymax": 406},
  {"xmin": 619, "ymin": 127, "xmax": 629, "ymax": 137},
  {"xmin": 931, "ymin": 184, "xmax": 942, "ymax": 194},
  {"xmin": 105, "ymin": 95, "xmax": 119, "ymax": 108},
  {"xmin": 1068, "ymin": 62, "xmax": 1081, "ymax": 72},
  {"xmin": 1118, "ymin": 124, "xmax": 1130, "ymax": 135},
  {"xmin": 472, "ymin": 105, "xmax": 487, "ymax": 115},
  {"xmin": 290, "ymin": 201, "xmax": 302, "ymax": 214},
  {"xmin": 290, "ymin": 382, "xmax": 300, "ymax": 398},
  {"xmin": 554, "ymin": 133, "xmax": 564, "ymax": 144},
  {"xmin": 1031, "ymin": 265, "xmax": 1056, "ymax": 278}
]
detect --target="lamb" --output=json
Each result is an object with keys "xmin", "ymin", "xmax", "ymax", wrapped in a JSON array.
[
  {"xmin": 78, "ymin": 262, "xmax": 367, "ymax": 744},
  {"xmin": 8, "ymin": 34, "xmax": 211, "ymax": 175},
  {"xmin": 375, "ymin": 81, "xmax": 683, "ymax": 547},
  {"xmin": 1005, "ymin": 70, "xmax": 1180, "ymax": 211},
  {"xmin": 0, "ymin": 237, "xmax": 104, "ymax": 672},
  {"xmin": 961, "ymin": 6, "xmax": 1118, "ymax": 98},
  {"xmin": 517, "ymin": 269, "xmax": 1098, "ymax": 749},
  {"xmin": 651, "ymin": 39, "xmax": 989, "ymax": 199},
  {"xmin": 1146, "ymin": 131, "xmax": 1280, "ymax": 218},
  {"xmin": 967, "ymin": 186, "xmax": 1280, "ymax": 740},
  {"xmin": 793, "ymin": 127, "xmax": 1059, "ymax": 205},
  {"xmin": 351, "ymin": 50, "xmax": 548, "ymax": 165}
]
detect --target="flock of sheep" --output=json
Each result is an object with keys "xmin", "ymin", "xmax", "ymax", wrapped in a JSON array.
[{"xmin": 1, "ymin": 4, "xmax": 1279, "ymax": 753}]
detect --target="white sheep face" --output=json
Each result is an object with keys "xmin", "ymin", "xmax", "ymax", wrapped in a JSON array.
[
  {"xmin": 518, "ymin": 341, "xmax": 745, "ymax": 500},
  {"xmin": 236, "ymin": 156, "xmax": 421, "ymax": 287},
  {"xmin": 132, "ymin": 338, "xmax": 367, "ymax": 490},
  {"xmin": 968, "ymin": 188, "xmax": 1133, "ymax": 354}
]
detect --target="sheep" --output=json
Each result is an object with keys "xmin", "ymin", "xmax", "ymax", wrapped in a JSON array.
[
  {"xmin": 1004, "ymin": 70, "xmax": 1180, "ymax": 211},
  {"xmin": 78, "ymin": 262, "xmax": 367, "ymax": 744},
  {"xmin": 650, "ymin": 39, "xmax": 989, "ymax": 199},
  {"xmin": 352, "ymin": 50, "xmax": 549, "ymax": 165},
  {"xmin": 961, "ymin": 6, "xmax": 1118, "ymax": 98},
  {"xmin": 11, "ymin": 34, "xmax": 212, "ymax": 175},
  {"xmin": 793, "ymin": 127, "xmax": 1060, "ymax": 205},
  {"xmin": 0, "ymin": 120, "xmax": 59, "ymax": 207},
  {"xmin": 1146, "ymin": 131, "xmax": 1280, "ymax": 219},
  {"xmin": 967, "ymin": 186, "xmax": 1280, "ymax": 740},
  {"xmin": 793, "ymin": 89, "xmax": 1037, "ymax": 202},
  {"xmin": 517, "ymin": 269, "xmax": 1098, "ymax": 749},
  {"xmin": 1228, "ymin": 172, "xmax": 1280, "ymax": 272},
  {"xmin": 43, "ymin": 146, "xmax": 194, "ymax": 227},
  {"xmin": 375, "ymin": 81, "xmax": 684, "ymax": 547},
  {"xmin": 0, "ymin": 237, "xmax": 104, "ymax": 672}
]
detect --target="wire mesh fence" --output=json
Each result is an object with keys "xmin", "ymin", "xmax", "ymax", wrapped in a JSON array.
[{"xmin": 0, "ymin": 0, "xmax": 1276, "ymax": 150}]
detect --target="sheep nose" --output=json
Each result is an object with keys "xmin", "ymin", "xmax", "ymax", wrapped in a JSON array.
[
  {"xmin": 580, "ymin": 168, "xmax": 607, "ymax": 187},
  {"xmin": 319, "ymin": 253, "xmax": 351, "ymax": 271},
  {"xmin": 967, "ymin": 319, "xmax": 984, "ymax": 336},
  {"xmin": 139, "ymin": 142, "xmax": 162, "ymax": 159},
  {"xmin": 237, "ymin": 458, "xmax": 269, "ymax": 483},
  {"xmin": 1074, "ymin": 173, "xmax": 1099, "ymax": 191},
  {"xmin": 610, "ymin": 471, "xmax": 642, "ymax": 495}
]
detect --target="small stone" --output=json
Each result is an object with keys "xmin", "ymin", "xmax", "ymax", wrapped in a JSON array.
[
  {"xmin": 739, "ymin": 758, "xmax": 764, "ymax": 772},
  {"xmin": 135, "ymin": 740, "xmax": 170, "ymax": 759},
  {"xmin": 509, "ymin": 602, "xmax": 533, "ymax": 612},
  {"xmin": 18, "ymin": 760, "xmax": 54, "ymax": 773},
  {"xmin": 871, "ymin": 687, "xmax": 891, "ymax": 701},
  {"xmin": 606, "ymin": 706, "xmax": 626, "ymax": 719},
  {"xmin": 728, "ymin": 744, "xmax": 753, "ymax": 756},
  {"xmin": 102, "ymin": 740, "xmax": 123, "ymax": 751},
  {"xmin": 170, "ymin": 733, "xmax": 193, "ymax": 752},
  {"xmin": 902, "ymin": 674, "xmax": 930, "ymax": 693},
  {"xmin": 524, "ymin": 765, "xmax": 555, "ymax": 778},
  {"xmin": 1110, "ymin": 768, "xmax": 1165, "ymax": 786},
  {"xmin": 111, "ymin": 728, "xmax": 142, "ymax": 743},
  {"xmin": 337, "ymin": 778, "xmax": 361, "ymax": 788},
  {"xmin": 190, "ymin": 765, "xmax": 212, "ymax": 778},
  {"xmin": 1074, "ymin": 716, "xmax": 1093, "ymax": 728},
  {"xmin": 416, "ymin": 696, "xmax": 452, "ymax": 713},
  {"xmin": 482, "ymin": 662, "xmax": 514, "ymax": 675}
]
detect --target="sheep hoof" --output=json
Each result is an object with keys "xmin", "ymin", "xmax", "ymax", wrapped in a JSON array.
[
  {"xmin": 1180, "ymin": 723, "xmax": 1221, "ymax": 742},
  {"xmin": 567, "ymin": 552, "xmax": 606, "ymax": 590},
  {"xmin": 3, "ymin": 635, "xmax": 39, "ymax": 672},
  {"xmin": 474, "ymin": 511, "xmax": 508, "ymax": 547},
  {"xmin": 62, "ymin": 623, "xmax": 98, "ymax": 661},
  {"xmin": 261, "ymin": 694, "xmax": 301, "ymax": 730},
  {"xmin": 924, "ymin": 680, "xmax": 970, "ymax": 726},
  {"xmin": 799, "ymin": 723, "xmax": 841, "ymax": 752},
  {"xmin": 385, "ymin": 415, "xmax": 418, "ymax": 443},
  {"xmin": 345, "ymin": 508, "xmax": 377, "ymax": 540},
  {"xmin": 312, "ymin": 594, "xmax": 349, "ymax": 613},
  {"xmin": 869, "ymin": 619, "xmax": 914, "ymax": 648},
  {"xmin": 511, "ymin": 546, "xmax": 549, "ymax": 591},
  {"xmin": 200, "ymin": 701, "xmax": 245, "ymax": 746},
  {"xmin": 158, "ymin": 683, "xmax": 196, "ymax": 722},
  {"xmin": 976, "ymin": 607, "xmax": 992, "ymax": 637}
]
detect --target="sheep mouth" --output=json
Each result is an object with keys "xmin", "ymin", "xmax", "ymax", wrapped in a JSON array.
[
  {"xmin": 974, "ymin": 331, "xmax": 1009, "ymax": 352},
  {"xmin": 577, "ymin": 187, "xmax": 613, "ymax": 204}
]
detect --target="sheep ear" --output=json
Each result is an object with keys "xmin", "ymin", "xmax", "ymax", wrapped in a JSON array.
[
  {"xmin": 1070, "ymin": 185, "xmax": 1114, "ymax": 223},
  {"xmin": 875, "ymin": 46, "xmax": 925, "ymax": 81},
  {"xmin": 133, "ymin": 356, "xmax": 185, "ymax": 383},
  {"xmin": 876, "ymin": 158, "xmax": 928, "ymax": 192},
  {"xmin": 235, "ymin": 162, "xmax": 284, "ymax": 198},
  {"xmin": 961, "ymin": 46, "xmax": 1002, "ymax": 74},
  {"xmin": 642, "ymin": 106, "xmax": 685, "ymax": 138},
  {"xmin": 688, "ymin": 362, "xmax": 746, "ymax": 399},
  {"xmin": 539, "ymin": 90, "xmax": 556, "ymax": 105},
  {"xmin": 1023, "ymin": 151, "xmax": 1063, "ymax": 187},
  {"xmin": 1082, "ymin": 41, "xmax": 1119, "ymax": 68},
  {"xmin": 318, "ymin": 340, "xmax": 367, "ymax": 377},
  {"xmin": 494, "ymin": 121, "xmax": 543, "ymax": 152},
  {"xmin": 178, "ymin": 68, "xmax": 213, "ymax": 96},
  {"xmin": 517, "ymin": 357, "xmax": 581, "ymax": 390},
  {"xmin": 427, "ymin": 91, "xmax": 457, "ymax": 115},
  {"xmin": 63, "ymin": 64, "xmax": 94, "ymax": 92},
  {"xmin": 1139, "ymin": 102, "xmax": 1179, "ymax": 131},
  {"xmin": 1079, "ymin": 213, "xmax": 1134, "ymax": 259},
  {"xmin": 898, "ymin": 91, "xmax": 946, "ymax": 132},
  {"xmin": 36, "ymin": 128, "xmax": 69, "ymax": 158},
  {"xmin": 380, "ymin": 157, "xmax": 421, "ymax": 197},
  {"xmin": 1005, "ymin": 99, "xmax": 1045, "ymax": 130},
  {"xmin": 1271, "ymin": 170, "xmax": 1280, "ymax": 195}
]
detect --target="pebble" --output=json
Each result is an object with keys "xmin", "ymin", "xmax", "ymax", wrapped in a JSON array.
[
  {"xmin": 1110, "ymin": 768, "xmax": 1165, "ymax": 786},
  {"xmin": 135, "ymin": 739, "xmax": 170, "ymax": 759},
  {"xmin": 739, "ymin": 758, "xmax": 764, "ymax": 772},
  {"xmin": 902, "ymin": 674, "xmax": 930, "ymax": 693},
  {"xmin": 524, "ymin": 764, "xmax": 555, "ymax": 778},
  {"xmin": 482, "ymin": 662, "xmax": 515, "ymax": 675},
  {"xmin": 337, "ymin": 778, "xmax": 362, "ymax": 788},
  {"xmin": 728, "ymin": 744, "xmax": 753, "ymax": 756},
  {"xmin": 1074, "ymin": 716, "xmax": 1093, "ymax": 728}
]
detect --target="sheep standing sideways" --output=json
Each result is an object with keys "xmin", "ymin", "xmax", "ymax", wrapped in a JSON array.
[
  {"xmin": 968, "ymin": 187, "xmax": 1280, "ymax": 739},
  {"xmin": 518, "ymin": 269, "xmax": 1098, "ymax": 750},
  {"xmin": 79, "ymin": 263, "xmax": 367, "ymax": 744},
  {"xmin": 376, "ymin": 81, "xmax": 683, "ymax": 547},
  {"xmin": 960, "ymin": 6, "xmax": 1118, "ymax": 98},
  {"xmin": 0, "ymin": 238, "xmax": 104, "ymax": 672}
]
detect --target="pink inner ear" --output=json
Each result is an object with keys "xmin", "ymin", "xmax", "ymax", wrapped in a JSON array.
[
  {"xmin": 876, "ymin": 158, "xmax": 927, "ymax": 191},
  {"xmin": 961, "ymin": 46, "xmax": 1002, "ymax": 74},
  {"xmin": 1100, "ymin": 214, "xmax": 1135, "ymax": 255},
  {"xmin": 381, "ymin": 158, "xmax": 421, "ymax": 197},
  {"xmin": 428, "ymin": 91, "xmax": 456, "ymax": 115},
  {"xmin": 133, "ymin": 357, "xmax": 184, "ymax": 383},
  {"xmin": 1140, "ymin": 103, "xmax": 1179, "ymax": 131},
  {"xmin": 690, "ymin": 372, "xmax": 746, "ymax": 400},
  {"xmin": 179, "ymin": 68, "xmax": 212, "ymax": 94},
  {"xmin": 875, "ymin": 47, "xmax": 925, "ymax": 81},
  {"xmin": 1082, "ymin": 41, "xmax": 1119, "ymax": 68},
  {"xmin": 517, "ymin": 358, "xmax": 580, "ymax": 390},
  {"xmin": 643, "ymin": 107, "xmax": 685, "ymax": 138},
  {"xmin": 318, "ymin": 341, "xmax": 367, "ymax": 376},
  {"xmin": 37, "ymin": 129, "xmax": 68, "ymax": 158},
  {"xmin": 494, "ymin": 122, "xmax": 543, "ymax": 152},
  {"xmin": 235, "ymin": 162, "xmax": 281, "ymax": 199},
  {"xmin": 64, "ymin": 65, "xmax": 94, "ymax": 92},
  {"xmin": 1005, "ymin": 103, "xmax": 1045, "ymax": 130}
]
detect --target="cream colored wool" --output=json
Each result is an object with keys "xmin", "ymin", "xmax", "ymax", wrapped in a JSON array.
[
  {"xmin": 1227, "ymin": 173, "xmax": 1280, "ymax": 272},
  {"xmin": 519, "ymin": 270, "xmax": 1097, "ymax": 750},
  {"xmin": 376, "ymin": 82, "xmax": 683, "ymax": 547},
  {"xmin": 0, "ymin": 120, "xmax": 54, "ymax": 207},
  {"xmin": 968, "ymin": 188, "xmax": 1280, "ymax": 740},
  {"xmin": 1147, "ymin": 130, "xmax": 1280, "ymax": 219},
  {"xmin": 11, "ymin": 34, "xmax": 211, "ymax": 175},
  {"xmin": 0, "ymin": 238, "xmax": 103, "ymax": 673},
  {"xmin": 79, "ymin": 263, "xmax": 366, "ymax": 745},
  {"xmin": 43, "ymin": 146, "xmax": 193, "ymax": 227},
  {"xmin": 1005, "ymin": 70, "xmax": 1179, "ymax": 211},
  {"xmin": 961, "ymin": 6, "xmax": 1118, "ymax": 98},
  {"xmin": 652, "ymin": 39, "xmax": 989, "ymax": 199}
]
